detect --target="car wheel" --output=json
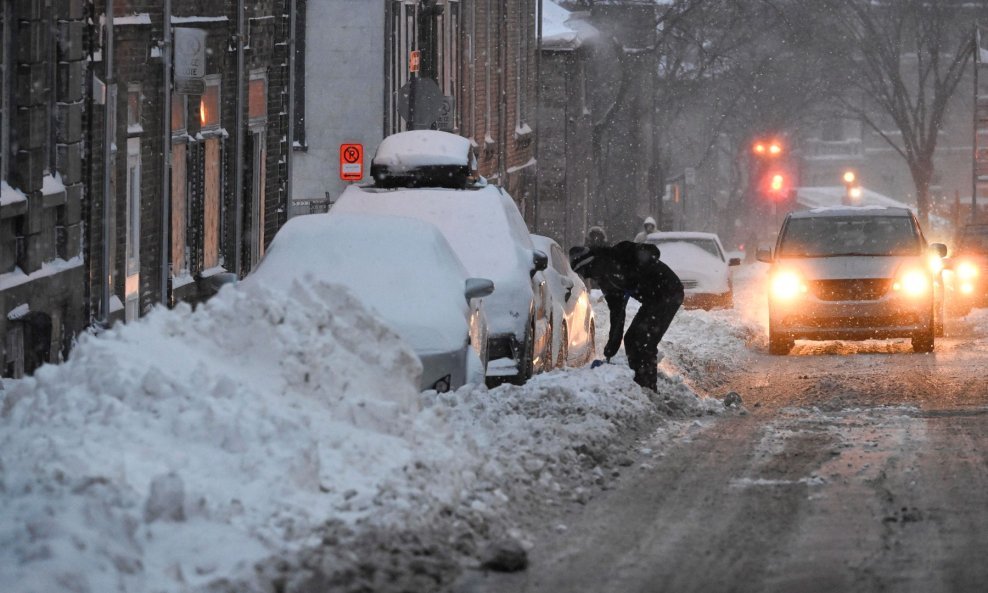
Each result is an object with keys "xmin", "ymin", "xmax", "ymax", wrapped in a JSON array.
[
  {"xmin": 515, "ymin": 317, "xmax": 537, "ymax": 384},
  {"xmin": 556, "ymin": 322, "xmax": 569, "ymax": 368},
  {"xmin": 587, "ymin": 320, "xmax": 597, "ymax": 365},
  {"xmin": 768, "ymin": 323, "xmax": 793, "ymax": 355}
]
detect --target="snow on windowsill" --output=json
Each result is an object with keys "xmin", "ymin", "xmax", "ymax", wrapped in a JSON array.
[
  {"xmin": 1, "ymin": 181, "xmax": 27, "ymax": 207},
  {"xmin": 507, "ymin": 158, "xmax": 537, "ymax": 175},
  {"xmin": 200, "ymin": 265, "xmax": 229, "ymax": 279},
  {"xmin": 172, "ymin": 16, "xmax": 229, "ymax": 24},
  {"xmin": 128, "ymin": 124, "xmax": 144, "ymax": 135},
  {"xmin": 172, "ymin": 271, "xmax": 195, "ymax": 290},
  {"xmin": 7, "ymin": 303, "xmax": 30, "ymax": 321},
  {"xmin": 0, "ymin": 257, "xmax": 83, "ymax": 291},
  {"xmin": 42, "ymin": 173, "xmax": 66, "ymax": 197},
  {"xmin": 114, "ymin": 13, "xmax": 152, "ymax": 26},
  {"xmin": 109, "ymin": 295, "xmax": 124, "ymax": 313}
]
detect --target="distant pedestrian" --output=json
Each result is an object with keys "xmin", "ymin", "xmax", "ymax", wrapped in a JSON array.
[
  {"xmin": 586, "ymin": 225, "xmax": 608, "ymax": 248},
  {"xmin": 570, "ymin": 241, "xmax": 683, "ymax": 391},
  {"xmin": 634, "ymin": 216, "xmax": 657, "ymax": 243}
]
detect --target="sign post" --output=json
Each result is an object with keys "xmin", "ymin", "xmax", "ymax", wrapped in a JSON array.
[
  {"xmin": 173, "ymin": 28, "xmax": 207, "ymax": 95},
  {"xmin": 340, "ymin": 143, "xmax": 364, "ymax": 182}
]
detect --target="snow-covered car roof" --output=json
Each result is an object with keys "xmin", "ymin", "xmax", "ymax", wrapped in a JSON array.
[
  {"xmin": 244, "ymin": 213, "xmax": 472, "ymax": 353},
  {"xmin": 530, "ymin": 234, "xmax": 558, "ymax": 253},
  {"xmin": 646, "ymin": 231, "xmax": 723, "ymax": 241},
  {"xmin": 333, "ymin": 184, "xmax": 533, "ymax": 282},
  {"xmin": 372, "ymin": 130, "xmax": 472, "ymax": 171},
  {"xmin": 795, "ymin": 206, "xmax": 910, "ymax": 218}
]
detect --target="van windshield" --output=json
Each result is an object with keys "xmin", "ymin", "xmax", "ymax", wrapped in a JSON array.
[{"xmin": 778, "ymin": 216, "xmax": 921, "ymax": 257}]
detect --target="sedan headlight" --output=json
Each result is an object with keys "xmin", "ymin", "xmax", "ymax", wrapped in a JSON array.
[
  {"xmin": 893, "ymin": 269, "xmax": 930, "ymax": 297},
  {"xmin": 771, "ymin": 270, "xmax": 808, "ymax": 301}
]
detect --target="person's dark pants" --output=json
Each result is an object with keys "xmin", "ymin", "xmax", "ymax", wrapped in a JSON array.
[{"xmin": 624, "ymin": 292, "xmax": 684, "ymax": 391}]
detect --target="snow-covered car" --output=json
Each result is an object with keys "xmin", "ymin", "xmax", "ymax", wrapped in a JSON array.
[
  {"xmin": 757, "ymin": 207, "xmax": 947, "ymax": 355},
  {"xmin": 645, "ymin": 231, "xmax": 740, "ymax": 309},
  {"xmin": 333, "ymin": 130, "xmax": 551, "ymax": 385},
  {"xmin": 531, "ymin": 235, "xmax": 597, "ymax": 368},
  {"xmin": 243, "ymin": 213, "xmax": 494, "ymax": 392}
]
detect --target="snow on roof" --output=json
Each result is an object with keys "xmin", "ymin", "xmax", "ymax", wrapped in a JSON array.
[
  {"xmin": 172, "ymin": 15, "xmax": 228, "ymax": 24},
  {"xmin": 647, "ymin": 231, "xmax": 721, "ymax": 241},
  {"xmin": 794, "ymin": 186, "xmax": 915, "ymax": 212},
  {"xmin": 793, "ymin": 206, "xmax": 906, "ymax": 218},
  {"xmin": 372, "ymin": 130, "xmax": 471, "ymax": 171},
  {"xmin": 542, "ymin": 2, "xmax": 599, "ymax": 51}
]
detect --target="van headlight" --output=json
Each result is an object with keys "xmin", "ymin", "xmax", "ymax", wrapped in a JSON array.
[
  {"xmin": 893, "ymin": 269, "xmax": 930, "ymax": 297},
  {"xmin": 771, "ymin": 270, "xmax": 808, "ymax": 301},
  {"xmin": 956, "ymin": 261, "xmax": 979, "ymax": 281}
]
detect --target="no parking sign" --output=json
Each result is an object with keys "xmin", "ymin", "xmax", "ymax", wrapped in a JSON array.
[{"xmin": 340, "ymin": 143, "xmax": 364, "ymax": 182}]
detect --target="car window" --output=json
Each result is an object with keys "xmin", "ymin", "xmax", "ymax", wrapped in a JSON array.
[
  {"xmin": 651, "ymin": 238, "xmax": 723, "ymax": 261},
  {"xmin": 778, "ymin": 216, "xmax": 921, "ymax": 257}
]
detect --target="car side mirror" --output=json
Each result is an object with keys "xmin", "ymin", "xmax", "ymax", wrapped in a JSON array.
[
  {"xmin": 756, "ymin": 247, "xmax": 773, "ymax": 263},
  {"xmin": 930, "ymin": 243, "xmax": 947, "ymax": 258},
  {"xmin": 561, "ymin": 276, "xmax": 575, "ymax": 301},
  {"xmin": 532, "ymin": 250, "xmax": 549, "ymax": 277},
  {"xmin": 464, "ymin": 278, "xmax": 495, "ymax": 302},
  {"xmin": 728, "ymin": 257, "xmax": 741, "ymax": 267}
]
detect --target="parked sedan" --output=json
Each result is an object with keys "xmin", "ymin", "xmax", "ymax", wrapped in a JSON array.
[
  {"xmin": 244, "ymin": 213, "xmax": 494, "ymax": 392},
  {"xmin": 531, "ymin": 235, "xmax": 597, "ymax": 368},
  {"xmin": 646, "ymin": 231, "xmax": 740, "ymax": 309}
]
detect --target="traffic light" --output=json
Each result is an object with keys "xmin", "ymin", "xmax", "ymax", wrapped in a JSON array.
[{"xmin": 770, "ymin": 173, "xmax": 784, "ymax": 193}]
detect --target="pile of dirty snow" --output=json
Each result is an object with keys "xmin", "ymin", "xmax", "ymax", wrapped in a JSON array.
[
  {"xmin": 1, "ymin": 276, "xmax": 737, "ymax": 593},
  {"xmin": 0, "ymin": 281, "xmax": 428, "ymax": 593}
]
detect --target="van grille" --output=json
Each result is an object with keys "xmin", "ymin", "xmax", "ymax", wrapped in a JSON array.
[{"xmin": 810, "ymin": 279, "xmax": 891, "ymax": 301}]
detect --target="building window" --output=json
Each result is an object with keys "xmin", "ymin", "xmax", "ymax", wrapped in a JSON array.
[
  {"xmin": 248, "ymin": 72, "xmax": 267, "ymax": 269},
  {"xmin": 387, "ymin": 0, "xmax": 417, "ymax": 135},
  {"xmin": 203, "ymin": 138, "xmax": 221, "ymax": 270},
  {"xmin": 45, "ymin": 2, "xmax": 56, "ymax": 172},
  {"xmin": 127, "ymin": 84, "xmax": 142, "ymax": 134},
  {"xmin": 125, "ymin": 138, "xmax": 141, "ymax": 277},
  {"xmin": 248, "ymin": 76, "xmax": 267, "ymax": 124},
  {"xmin": 170, "ymin": 142, "xmax": 187, "ymax": 275},
  {"xmin": 484, "ymin": 0, "xmax": 492, "ymax": 141},
  {"xmin": 171, "ymin": 95, "xmax": 187, "ymax": 134},
  {"xmin": 200, "ymin": 76, "xmax": 220, "ymax": 130}
]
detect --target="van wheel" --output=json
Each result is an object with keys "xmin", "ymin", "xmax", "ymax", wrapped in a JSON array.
[
  {"xmin": 912, "ymin": 328, "xmax": 935, "ymax": 353},
  {"xmin": 515, "ymin": 317, "xmax": 537, "ymax": 384},
  {"xmin": 768, "ymin": 324, "xmax": 793, "ymax": 355}
]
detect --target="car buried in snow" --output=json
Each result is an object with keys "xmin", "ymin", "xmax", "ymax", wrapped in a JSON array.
[
  {"xmin": 531, "ymin": 234, "xmax": 597, "ymax": 368},
  {"xmin": 243, "ymin": 213, "xmax": 494, "ymax": 392},
  {"xmin": 331, "ymin": 130, "xmax": 552, "ymax": 385},
  {"xmin": 758, "ymin": 207, "xmax": 947, "ymax": 355},
  {"xmin": 645, "ymin": 231, "xmax": 740, "ymax": 309}
]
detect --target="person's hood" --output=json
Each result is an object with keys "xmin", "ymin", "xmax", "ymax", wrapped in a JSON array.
[{"xmin": 643, "ymin": 216, "xmax": 656, "ymax": 227}]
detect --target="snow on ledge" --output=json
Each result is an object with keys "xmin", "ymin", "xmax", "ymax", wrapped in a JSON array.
[
  {"xmin": 0, "ymin": 257, "xmax": 83, "ymax": 291},
  {"xmin": 7, "ymin": 303, "xmax": 29, "ymax": 320},
  {"xmin": 173, "ymin": 16, "xmax": 229, "ymax": 24},
  {"xmin": 114, "ymin": 13, "xmax": 152, "ymax": 26},
  {"xmin": 42, "ymin": 173, "xmax": 65, "ymax": 197},
  {"xmin": 1, "ymin": 180, "xmax": 26, "ymax": 207}
]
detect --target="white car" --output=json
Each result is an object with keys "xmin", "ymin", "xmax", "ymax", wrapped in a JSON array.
[
  {"xmin": 531, "ymin": 235, "xmax": 597, "ymax": 368},
  {"xmin": 244, "ymin": 213, "xmax": 493, "ymax": 392},
  {"xmin": 646, "ymin": 231, "xmax": 740, "ymax": 309},
  {"xmin": 333, "ymin": 130, "xmax": 552, "ymax": 385}
]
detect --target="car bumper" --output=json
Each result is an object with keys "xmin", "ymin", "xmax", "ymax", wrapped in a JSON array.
[
  {"xmin": 770, "ymin": 295, "xmax": 932, "ymax": 340},
  {"xmin": 684, "ymin": 291, "xmax": 731, "ymax": 309},
  {"xmin": 419, "ymin": 348, "xmax": 471, "ymax": 392}
]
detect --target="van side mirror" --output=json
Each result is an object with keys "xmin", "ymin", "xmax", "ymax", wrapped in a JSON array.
[
  {"xmin": 728, "ymin": 257, "xmax": 741, "ymax": 267},
  {"xmin": 465, "ymin": 278, "xmax": 495, "ymax": 302},
  {"xmin": 756, "ymin": 247, "xmax": 773, "ymax": 263}
]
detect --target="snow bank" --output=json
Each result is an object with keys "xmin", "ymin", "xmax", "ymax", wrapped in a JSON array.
[
  {"xmin": 1, "ymin": 266, "xmax": 755, "ymax": 592},
  {"xmin": 0, "ymin": 281, "xmax": 425, "ymax": 593}
]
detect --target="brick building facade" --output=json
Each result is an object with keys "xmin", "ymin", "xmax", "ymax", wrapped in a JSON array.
[
  {"xmin": 1, "ymin": 0, "xmax": 296, "ymax": 378},
  {"xmin": 384, "ymin": 0, "xmax": 539, "ymax": 220}
]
